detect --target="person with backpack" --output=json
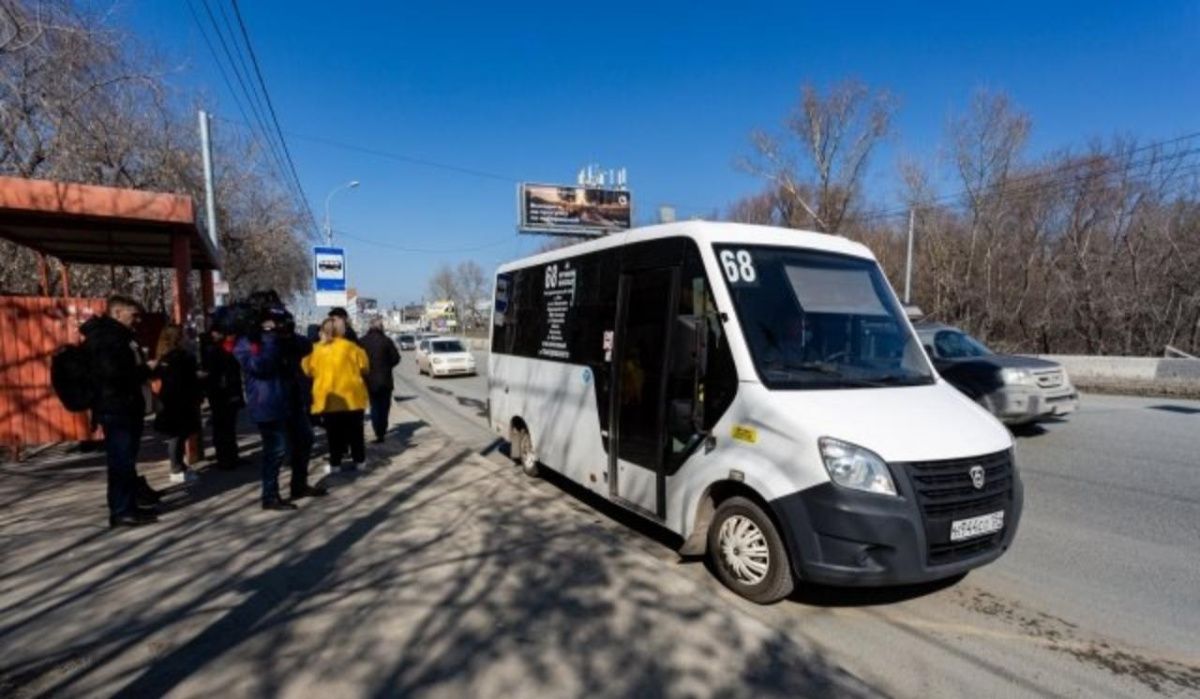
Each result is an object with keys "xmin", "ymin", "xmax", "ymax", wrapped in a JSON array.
[
  {"xmin": 358, "ymin": 316, "xmax": 400, "ymax": 443},
  {"xmin": 152, "ymin": 324, "xmax": 203, "ymax": 484},
  {"xmin": 202, "ymin": 311, "xmax": 245, "ymax": 470},
  {"xmin": 79, "ymin": 295, "xmax": 158, "ymax": 528}
]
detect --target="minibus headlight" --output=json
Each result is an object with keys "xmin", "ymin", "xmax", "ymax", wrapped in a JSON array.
[
  {"xmin": 1000, "ymin": 368, "xmax": 1036, "ymax": 386},
  {"xmin": 818, "ymin": 438, "xmax": 897, "ymax": 496}
]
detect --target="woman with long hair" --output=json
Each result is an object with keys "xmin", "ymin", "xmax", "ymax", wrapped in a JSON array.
[
  {"xmin": 153, "ymin": 324, "xmax": 203, "ymax": 484},
  {"xmin": 303, "ymin": 316, "xmax": 370, "ymax": 473}
]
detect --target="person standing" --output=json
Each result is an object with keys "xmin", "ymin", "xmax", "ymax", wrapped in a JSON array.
[
  {"xmin": 278, "ymin": 315, "xmax": 326, "ymax": 500},
  {"xmin": 201, "ymin": 317, "xmax": 244, "ymax": 470},
  {"xmin": 81, "ymin": 295, "xmax": 157, "ymax": 528},
  {"xmin": 153, "ymin": 325, "xmax": 203, "ymax": 484},
  {"xmin": 303, "ymin": 317, "xmax": 369, "ymax": 473},
  {"xmin": 359, "ymin": 317, "xmax": 400, "ymax": 443},
  {"xmin": 234, "ymin": 309, "xmax": 299, "ymax": 511}
]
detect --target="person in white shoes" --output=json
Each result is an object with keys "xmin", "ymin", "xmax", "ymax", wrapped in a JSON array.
[
  {"xmin": 152, "ymin": 325, "xmax": 203, "ymax": 485},
  {"xmin": 303, "ymin": 317, "xmax": 370, "ymax": 474}
]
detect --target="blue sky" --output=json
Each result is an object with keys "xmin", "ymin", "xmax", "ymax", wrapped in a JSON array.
[{"xmin": 123, "ymin": 1, "xmax": 1200, "ymax": 306}]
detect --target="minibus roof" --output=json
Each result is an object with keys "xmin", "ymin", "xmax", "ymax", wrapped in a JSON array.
[{"xmin": 497, "ymin": 221, "xmax": 876, "ymax": 273}]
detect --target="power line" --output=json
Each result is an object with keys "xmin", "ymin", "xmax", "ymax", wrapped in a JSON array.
[
  {"xmin": 845, "ymin": 135, "xmax": 1200, "ymax": 225},
  {"xmin": 227, "ymin": 0, "xmax": 320, "ymax": 236},
  {"xmin": 186, "ymin": 0, "xmax": 310, "ymax": 223},
  {"xmin": 335, "ymin": 229, "xmax": 517, "ymax": 254},
  {"xmin": 214, "ymin": 116, "xmax": 518, "ymax": 183},
  {"xmin": 189, "ymin": 0, "xmax": 293, "ymax": 198}
]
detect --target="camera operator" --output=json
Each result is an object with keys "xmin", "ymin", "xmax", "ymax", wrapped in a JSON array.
[{"xmin": 277, "ymin": 308, "xmax": 327, "ymax": 501}]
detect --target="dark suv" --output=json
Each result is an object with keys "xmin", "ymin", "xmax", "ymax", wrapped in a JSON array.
[{"xmin": 914, "ymin": 322, "xmax": 1078, "ymax": 425}]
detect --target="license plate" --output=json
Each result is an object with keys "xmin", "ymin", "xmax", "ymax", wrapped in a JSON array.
[{"xmin": 950, "ymin": 511, "xmax": 1005, "ymax": 541}]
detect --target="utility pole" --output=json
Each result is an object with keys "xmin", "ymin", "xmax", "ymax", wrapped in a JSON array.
[
  {"xmin": 199, "ymin": 110, "xmax": 223, "ymax": 305},
  {"xmin": 904, "ymin": 208, "xmax": 915, "ymax": 305}
]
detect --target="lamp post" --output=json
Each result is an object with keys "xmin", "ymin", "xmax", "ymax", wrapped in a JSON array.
[{"xmin": 323, "ymin": 180, "xmax": 360, "ymax": 245}]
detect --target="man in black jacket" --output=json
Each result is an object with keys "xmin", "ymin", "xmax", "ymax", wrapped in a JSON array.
[
  {"xmin": 81, "ymin": 295, "xmax": 157, "ymax": 528},
  {"xmin": 359, "ymin": 317, "xmax": 400, "ymax": 443}
]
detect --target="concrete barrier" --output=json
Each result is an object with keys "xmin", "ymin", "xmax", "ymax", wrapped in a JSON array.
[{"xmin": 1035, "ymin": 354, "xmax": 1200, "ymax": 397}]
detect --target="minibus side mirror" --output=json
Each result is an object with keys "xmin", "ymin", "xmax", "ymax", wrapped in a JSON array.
[{"xmin": 923, "ymin": 344, "xmax": 935, "ymax": 357}]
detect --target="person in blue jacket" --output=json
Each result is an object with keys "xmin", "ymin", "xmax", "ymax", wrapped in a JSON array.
[{"xmin": 233, "ymin": 298, "xmax": 326, "ymax": 510}]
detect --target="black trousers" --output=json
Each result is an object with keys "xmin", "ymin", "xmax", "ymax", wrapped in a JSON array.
[
  {"xmin": 368, "ymin": 387, "xmax": 392, "ymax": 440},
  {"xmin": 325, "ymin": 410, "xmax": 365, "ymax": 466},
  {"xmin": 210, "ymin": 403, "xmax": 240, "ymax": 467},
  {"xmin": 98, "ymin": 414, "xmax": 142, "ymax": 517}
]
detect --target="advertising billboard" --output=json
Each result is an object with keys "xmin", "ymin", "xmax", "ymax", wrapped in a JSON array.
[
  {"xmin": 518, "ymin": 183, "xmax": 632, "ymax": 236},
  {"xmin": 313, "ymin": 246, "xmax": 347, "ymax": 307}
]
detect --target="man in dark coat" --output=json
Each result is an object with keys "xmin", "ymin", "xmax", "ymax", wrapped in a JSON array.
[
  {"xmin": 278, "ymin": 319, "xmax": 324, "ymax": 500},
  {"xmin": 201, "ymin": 318, "xmax": 244, "ymax": 470},
  {"xmin": 81, "ymin": 295, "xmax": 157, "ymax": 528},
  {"xmin": 359, "ymin": 317, "xmax": 400, "ymax": 443}
]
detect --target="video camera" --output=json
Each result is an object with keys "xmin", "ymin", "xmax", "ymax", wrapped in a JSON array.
[{"xmin": 226, "ymin": 290, "xmax": 294, "ymax": 339}]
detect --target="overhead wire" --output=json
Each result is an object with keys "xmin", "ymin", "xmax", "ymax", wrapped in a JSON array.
[
  {"xmin": 334, "ymin": 229, "xmax": 518, "ymax": 254},
  {"xmin": 190, "ymin": 0, "xmax": 295, "ymax": 201},
  {"xmin": 228, "ymin": 0, "xmax": 321, "ymax": 236}
]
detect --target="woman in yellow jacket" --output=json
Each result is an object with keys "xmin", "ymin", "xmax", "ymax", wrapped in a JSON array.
[{"xmin": 303, "ymin": 317, "xmax": 370, "ymax": 473}]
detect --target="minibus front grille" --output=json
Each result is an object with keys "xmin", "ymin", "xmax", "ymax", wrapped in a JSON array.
[{"xmin": 900, "ymin": 450, "xmax": 1014, "ymax": 566}]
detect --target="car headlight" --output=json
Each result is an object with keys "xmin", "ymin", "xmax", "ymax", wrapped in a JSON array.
[
  {"xmin": 1000, "ymin": 368, "xmax": 1036, "ymax": 386},
  {"xmin": 818, "ymin": 437, "xmax": 897, "ymax": 496},
  {"xmin": 432, "ymin": 357, "xmax": 444, "ymax": 365}
]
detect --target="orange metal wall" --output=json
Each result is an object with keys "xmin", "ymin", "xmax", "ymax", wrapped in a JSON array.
[{"xmin": 0, "ymin": 296, "xmax": 107, "ymax": 452}]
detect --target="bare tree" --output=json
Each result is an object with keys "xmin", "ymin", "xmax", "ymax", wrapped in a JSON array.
[
  {"xmin": 740, "ymin": 79, "xmax": 896, "ymax": 233},
  {"xmin": 454, "ymin": 260, "xmax": 489, "ymax": 329},
  {"xmin": 427, "ymin": 264, "xmax": 457, "ymax": 304},
  {"xmin": 0, "ymin": 0, "xmax": 312, "ymax": 306}
]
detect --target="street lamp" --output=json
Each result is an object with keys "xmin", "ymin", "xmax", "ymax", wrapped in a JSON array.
[{"xmin": 324, "ymin": 180, "xmax": 360, "ymax": 245}]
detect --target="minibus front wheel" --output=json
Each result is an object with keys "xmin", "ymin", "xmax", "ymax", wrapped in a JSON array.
[
  {"xmin": 510, "ymin": 423, "xmax": 539, "ymax": 478},
  {"xmin": 708, "ymin": 496, "xmax": 794, "ymax": 604}
]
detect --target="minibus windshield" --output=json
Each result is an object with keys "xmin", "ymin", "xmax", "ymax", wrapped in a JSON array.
[{"xmin": 715, "ymin": 245, "xmax": 934, "ymax": 390}]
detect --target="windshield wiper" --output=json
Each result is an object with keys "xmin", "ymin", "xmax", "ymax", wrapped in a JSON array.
[{"xmin": 780, "ymin": 363, "xmax": 926, "ymax": 388}]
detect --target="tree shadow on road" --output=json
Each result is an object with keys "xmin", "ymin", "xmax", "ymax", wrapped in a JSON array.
[{"xmin": 0, "ymin": 417, "xmax": 879, "ymax": 698}]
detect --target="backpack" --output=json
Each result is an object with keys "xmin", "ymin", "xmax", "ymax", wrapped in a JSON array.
[{"xmin": 51, "ymin": 344, "xmax": 95, "ymax": 412}]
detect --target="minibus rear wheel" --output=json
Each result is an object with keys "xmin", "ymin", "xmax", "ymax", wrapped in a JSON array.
[{"xmin": 708, "ymin": 496, "xmax": 794, "ymax": 604}]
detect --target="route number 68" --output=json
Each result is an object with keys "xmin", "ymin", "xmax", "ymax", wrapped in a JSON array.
[{"xmin": 720, "ymin": 249, "xmax": 757, "ymax": 284}]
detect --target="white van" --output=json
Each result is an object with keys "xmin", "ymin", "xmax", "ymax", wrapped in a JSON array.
[{"xmin": 488, "ymin": 222, "xmax": 1021, "ymax": 603}]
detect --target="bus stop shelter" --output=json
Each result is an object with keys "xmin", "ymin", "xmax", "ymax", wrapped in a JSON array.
[{"xmin": 0, "ymin": 175, "xmax": 220, "ymax": 458}]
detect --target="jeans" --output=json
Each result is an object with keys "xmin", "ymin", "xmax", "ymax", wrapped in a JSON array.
[
  {"xmin": 287, "ymin": 409, "xmax": 314, "ymax": 493},
  {"xmin": 98, "ymin": 414, "xmax": 143, "ymax": 517},
  {"xmin": 166, "ymin": 436, "xmax": 188, "ymax": 473},
  {"xmin": 368, "ymin": 387, "xmax": 393, "ymax": 440},
  {"xmin": 210, "ymin": 403, "xmax": 240, "ymax": 467},
  {"xmin": 257, "ymin": 420, "xmax": 288, "ymax": 504},
  {"xmin": 325, "ymin": 410, "xmax": 365, "ymax": 466}
]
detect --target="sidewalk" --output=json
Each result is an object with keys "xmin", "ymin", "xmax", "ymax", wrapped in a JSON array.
[{"xmin": 0, "ymin": 406, "xmax": 878, "ymax": 698}]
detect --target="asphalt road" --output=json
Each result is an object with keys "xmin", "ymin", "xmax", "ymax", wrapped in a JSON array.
[{"xmin": 393, "ymin": 349, "xmax": 1200, "ymax": 698}]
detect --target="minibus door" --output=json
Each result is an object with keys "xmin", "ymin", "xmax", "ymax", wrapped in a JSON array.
[{"xmin": 610, "ymin": 266, "xmax": 678, "ymax": 519}]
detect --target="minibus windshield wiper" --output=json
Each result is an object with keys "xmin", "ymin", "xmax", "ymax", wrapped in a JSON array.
[{"xmin": 780, "ymin": 363, "xmax": 925, "ymax": 388}]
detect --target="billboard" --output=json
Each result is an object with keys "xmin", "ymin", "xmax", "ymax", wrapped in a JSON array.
[
  {"xmin": 313, "ymin": 246, "xmax": 347, "ymax": 307},
  {"xmin": 518, "ymin": 183, "xmax": 632, "ymax": 236}
]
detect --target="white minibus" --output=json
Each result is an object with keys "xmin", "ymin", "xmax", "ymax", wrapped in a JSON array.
[{"xmin": 487, "ymin": 221, "xmax": 1021, "ymax": 603}]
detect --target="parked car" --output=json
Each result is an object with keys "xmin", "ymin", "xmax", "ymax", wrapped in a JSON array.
[
  {"xmin": 914, "ymin": 322, "xmax": 1078, "ymax": 425},
  {"xmin": 396, "ymin": 333, "xmax": 416, "ymax": 351},
  {"xmin": 415, "ymin": 337, "xmax": 477, "ymax": 377}
]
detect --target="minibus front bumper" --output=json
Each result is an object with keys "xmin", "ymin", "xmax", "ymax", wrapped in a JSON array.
[{"xmin": 769, "ymin": 454, "xmax": 1023, "ymax": 587}]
